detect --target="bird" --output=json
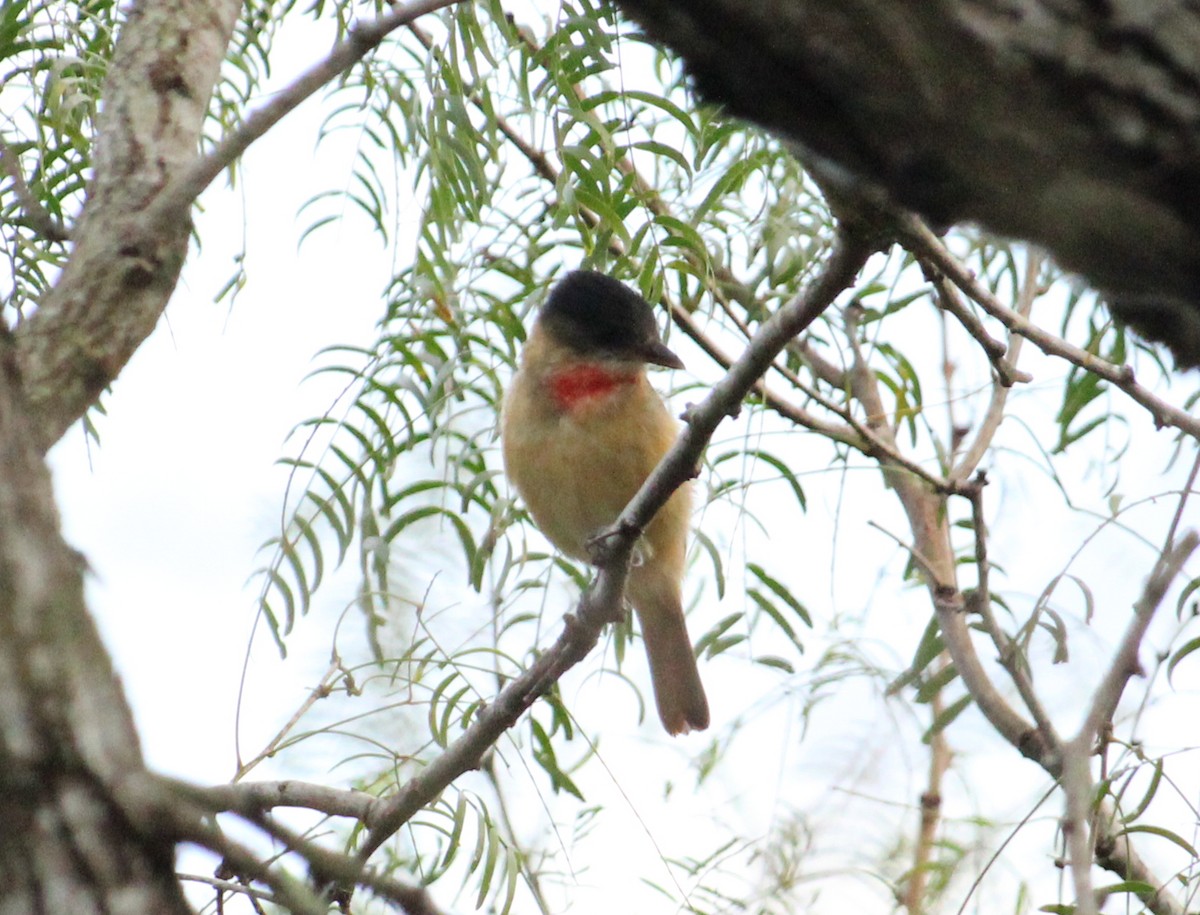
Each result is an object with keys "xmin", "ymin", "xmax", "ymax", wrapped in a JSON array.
[{"xmin": 501, "ymin": 269, "xmax": 710, "ymax": 735}]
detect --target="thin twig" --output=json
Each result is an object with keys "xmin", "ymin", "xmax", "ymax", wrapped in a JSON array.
[
  {"xmin": 922, "ymin": 256, "xmax": 1031, "ymax": 387},
  {"xmin": 867, "ymin": 520, "xmax": 946, "ymax": 588},
  {"xmin": 151, "ymin": 0, "xmax": 465, "ymax": 224},
  {"xmin": 951, "ymin": 249, "xmax": 1043, "ymax": 482},
  {"xmin": 171, "ymin": 777, "xmax": 449, "ymax": 915},
  {"xmin": 1078, "ymin": 532, "xmax": 1198, "ymax": 745},
  {"xmin": 178, "ymin": 873, "xmax": 277, "ymax": 904},
  {"xmin": 965, "ymin": 475, "xmax": 1061, "ymax": 746},
  {"xmin": 903, "ymin": 661, "xmax": 952, "ymax": 915},
  {"xmin": 1059, "ymin": 531, "xmax": 1198, "ymax": 915},
  {"xmin": 667, "ymin": 301, "xmax": 860, "ymax": 444},
  {"xmin": 1163, "ymin": 448, "xmax": 1200, "ymax": 553},
  {"xmin": 169, "ymin": 806, "xmax": 327, "ymax": 915},
  {"xmin": 236, "ymin": 661, "xmax": 344, "ymax": 780},
  {"xmin": 346, "ymin": 226, "xmax": 872, "ymax": 869},
  {"xmin": 899, "ymin": 217, "xmax": 1200, "ymax": 441}
]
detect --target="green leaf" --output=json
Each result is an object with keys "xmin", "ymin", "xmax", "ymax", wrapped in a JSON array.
[
  {"xmin": 691, "ymin": 528, "xmax": 726, "ymax": 599},
  {"xmin": 1175, "ymin": 574, "xmax": 1200, "ymax": 620},
  {"xmin": 889, "ymin": 617, "xmax": 944, "ymax": 695},
  {"xmin": 530, "ymin": 718, "xmax": 585, "ymax": 800},
  {"xmin": 1115, "ymin": 825, "xmax": 1198, "ymax": 858},
  {"xmin": 1119, "ymin": 757, "xmax": 1163, "ymax": 823},
  {"xmin": 923, "ymin": 694, "xmax": 972, "ymax": 742}
]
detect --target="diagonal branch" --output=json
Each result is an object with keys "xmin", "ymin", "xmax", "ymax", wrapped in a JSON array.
[
  {"xmin": 951, "ymin": 249, "xmax": 1042, "ymax": 482},
  {"xmin": 1078, "ymin": 532, "xmax": 1198, "ymax": 752},
  {"xmin": 337, "ymin": 225, "xmax": 873, "ymax": 871},
  {"xmin": 964, "ymin": 475, "xmax": 1060, "ymax": 746},
  {"xmin": 14, "ymin": 0, "xmax": 243, "ymax": 450},
  {"xmin": 830, "ymin": 257, "xmax": 1189, "ymax": 915},
  {"xmin": 1059, "ymin": 531, "xmax": 1198, "ymax": 915},
  {"xmin": 920, "ymin": 256, "xmax": 1032, "ymax": 388},
  {"xmin": 898, "ymin": 217, "xmax": 1200, "ymax": 442},
  {"xmin": 152, "ymin": 0, "xmax": 465, "ymax": 226}
]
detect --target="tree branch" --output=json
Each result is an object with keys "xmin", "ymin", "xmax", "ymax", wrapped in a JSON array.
[
  {"xmin": 965, "ymin": 475, "xmax": 1061, "ymax": 746},
  {"xmin": 0, "ymin": 322, "xmax": 190, "ymax": 911},
  {"xmin": 14, "ymin": 0, "xmax": 243, "ymax": 450},
  {"xmin": 921, "ymin": 256, "xmax": 1032, "ymax": 388},
  {"xmin": 1060, "ymin": 532, "xmax": 1198, "ymax": 915},
  {"xmin": 13, "ymin": 0, "xmax": 462, "ymax": 451},
  {"xmin": 615, "ymin": 0, "xmax": 1200, "ymax": 365},
  {"xmin": 194, "ymin": 780, "xmax": 377, "ymax": 820},
  {"xmin": 338, "ymin": 226, "xmax": 872, "ymax": 872},
  {"xmin": 951, "ymin": 249, "xmax": 1042, "ymax": 483},
  {"xmin": 830, "ymin": 232, "xmax": 1191, "ymax": 915},
  {"xmin": 898, "ymin": 218, "xmax": 1200, "ymax": 442},
  {"xmin": 1078, "ymin": 532, "xmax": 1198, "ymax": 752},
  {"xmin": 153, "ymin": 0, "xmax": 466, "ymax": 225}
]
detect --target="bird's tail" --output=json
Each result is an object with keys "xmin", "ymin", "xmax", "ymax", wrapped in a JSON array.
[{"xmin": 628, "ymin": 573, "xmax": 710, "ymax": 735}]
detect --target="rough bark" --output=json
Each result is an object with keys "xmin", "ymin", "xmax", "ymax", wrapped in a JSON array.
[
  {"xmin": 0, "ymin": 335, "xmax": 191, "ymax": 912},
  {"xmin": 616, "ymin": 0, "xmax": 1200, "ymax": 365},
  {"xmin": 13, "ymin": 0, "xmax": 242, "ymax": 450},
  {"xmin": 1, "ymin": 1, "xmax": 240, "ymax": 911}
]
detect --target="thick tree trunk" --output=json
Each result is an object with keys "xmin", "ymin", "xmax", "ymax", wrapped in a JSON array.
[
  {"xmin": 0, "ymin": 338, "xmax": 191, "ymax": 913},
  {"xmin": 1, "ymin": 2, "xmax": 239, "ymax": 911},
  {"xmin": 617, "ymin": 0, "xmax": 1200, "ymax": 365}
]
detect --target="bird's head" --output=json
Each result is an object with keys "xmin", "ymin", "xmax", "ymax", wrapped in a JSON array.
[{"xmin": 537, "ymin": 270, "xmax": 684, "ymax": 370}]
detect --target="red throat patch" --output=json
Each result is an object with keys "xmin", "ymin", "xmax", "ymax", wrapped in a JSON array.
[{"xmin": 547, "ymin": 364, "xmax": 637, "ymax": 411}]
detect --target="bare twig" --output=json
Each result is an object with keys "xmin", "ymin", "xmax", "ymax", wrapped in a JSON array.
[
  {"xmin": 921, "ymin": 257, "xmax": 1031, "ymax": 388},
  {"xmin": 167, "ymin": 776, "xmax": 449, "ymax": 915},
  {"xmin": 1078, "ymin": 532, "xmax": 1198, "ymax": 747},
  {"xmin": 951, "ymin": 249, "xmax": 1042, "ymax": 482},
  {"xmin": 151, "ymin": 0, "xmax": 465, "ymax": 224},
  {"xmin": 0, "ymin": 138, "xmax": 69, "ymax": 241},
  {"xmin": 1163, "ymin": 448, "xmax": 1200, "ymax": 554},
  {"xmin": 341, "ymin": 226, "xmax": 873, "ymax": 869},
  {"xmin": 196, "ymin": 779, "xmax": 377, "ymax": 820},
  {"xmin": 1059, "ymin": 531, "xmax": 1198, "ymax": 915},
  {"xmin": 867, "ymin": 520, "xmax": 945, "ymax": 586},
  {"xmin": 793, "ymin": 336, "xmax": 849, "ymax": 388},
  {"xmin": 666, "ymin": 301, "xmax": 861, "ymax": 444},
  {"xmin": 818, "ymin": 219, "xmax": 1188, "ymax": 915},
  {"xmin": 899, "ymin": 217, "xmax": 1200, "ymax": 442},
  {"xmin": 903, "ymin": 660, "xmax": 952, "ymax": 915},
  {"xmin": 178, "ymin": 873, "xmax": 277, "ymax": 904},
  {"xmin": 1060, "ymin": 742, "xmax": 1101, "ymax": 915},
  {"xmin": 167, "ymin": 803, "xmax": 328, "ymax": 915},
  {"xmin": 965, "ymin": 475, "xmax": 1061, "ymax": 746},
  {"xmin": 236, "ymin": 661, "xmax": 345, "ymax": 780}
]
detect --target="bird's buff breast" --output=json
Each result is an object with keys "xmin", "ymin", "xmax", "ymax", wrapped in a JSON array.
[{"xmin": 502, "ymin": 368, "xmax": 686, "ymax": 563}]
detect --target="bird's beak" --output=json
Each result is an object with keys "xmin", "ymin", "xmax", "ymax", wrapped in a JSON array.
[{"xmin": 638, "ymin": 339, "xmax": 685, "ymax": 370}]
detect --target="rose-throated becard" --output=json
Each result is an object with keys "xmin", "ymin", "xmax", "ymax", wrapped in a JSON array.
[{"xmin": 501, "ymin": 270, "xmax": 710, "ymax": 735}]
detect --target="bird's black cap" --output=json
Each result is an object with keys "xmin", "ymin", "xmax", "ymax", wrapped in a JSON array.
[{"xmin": 538, "ymin": 270, "xmax": 684, "ymax": 369}]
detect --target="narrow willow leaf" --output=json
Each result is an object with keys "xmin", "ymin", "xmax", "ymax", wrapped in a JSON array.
[
  {"xmin": 476, "ymin": 814, "xmax": 501, "ymax": 908},
  {"xmin": 1167, "ymin": 635, "xmax": 1200, "ymax": 686},
  {"xmin": 1120, "ymin": 757, "xmax": 1164, "ymax": 823},
  {"xmin": 690, "ymin": 529, "xmax": 725, "ymax": 599},
  {"xmin": 1115, "ymin": 825, "xmax": 1198, "ymax": 858},
  {"xmin": 923, "ymin": 694, "xmax": 972, "ymax": 743}
]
